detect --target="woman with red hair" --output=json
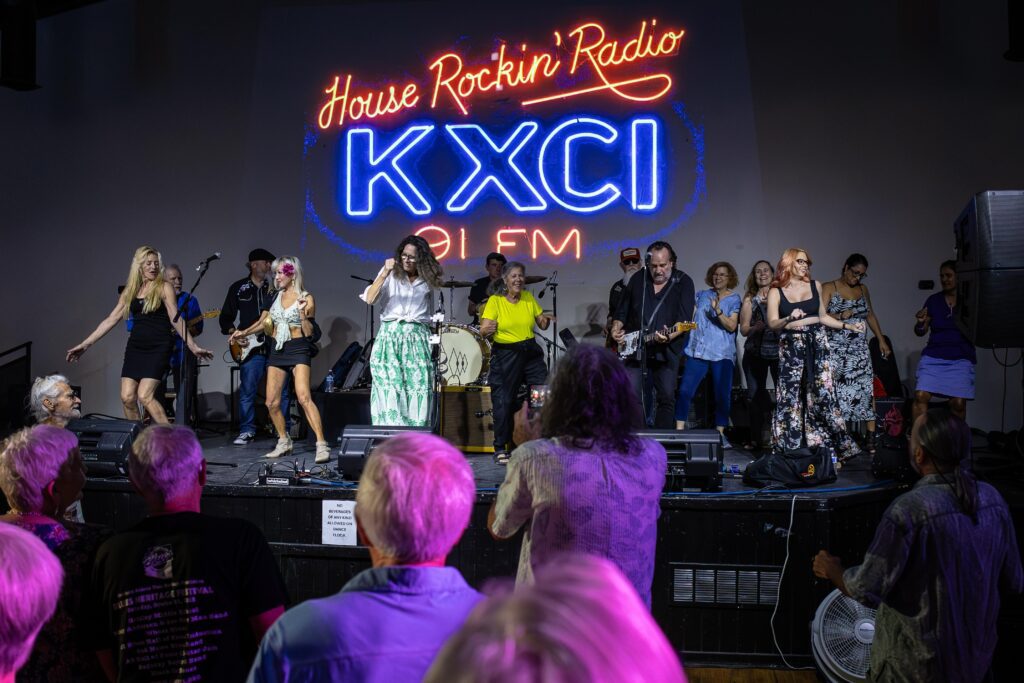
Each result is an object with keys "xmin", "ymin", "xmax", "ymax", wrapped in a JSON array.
[{"xmin": 765, "ymin": 248, "xmax": 861, "ymax": 459}]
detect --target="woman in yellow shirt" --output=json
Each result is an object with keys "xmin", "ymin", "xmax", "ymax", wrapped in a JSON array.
[{"xmin": 479, "ymin": 261, "xmax": 555, "ymax": 464}]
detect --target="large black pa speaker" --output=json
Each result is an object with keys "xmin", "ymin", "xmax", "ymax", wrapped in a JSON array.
[
  {"xmin": 955, "ymin": 191, "xmax": 1024, "ymax": 347},
  {"xmin": 336, "ymin": 424, "xmax": 433, "ymax": 480},
  {"xmin": 637, "ymin": 429, "xmax": 723, "ymax": 491},
  {"xmin": 68, "ymin": 418, "xmax": 141, "ymax": 476}
]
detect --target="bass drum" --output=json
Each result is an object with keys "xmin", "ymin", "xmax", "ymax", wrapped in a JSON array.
[{"xmin": 439, "ymin": 324, "xmax": 491, "ymax": 385}]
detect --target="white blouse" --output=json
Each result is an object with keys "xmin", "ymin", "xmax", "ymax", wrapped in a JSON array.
[{"xmin": 360, "ymin": 271, "xmax": 434, "ymax": 324}]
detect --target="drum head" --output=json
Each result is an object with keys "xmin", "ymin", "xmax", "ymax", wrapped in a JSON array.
[{"xmin": 440, "ymin": 324, "xmax": 487, "ymax": 385}]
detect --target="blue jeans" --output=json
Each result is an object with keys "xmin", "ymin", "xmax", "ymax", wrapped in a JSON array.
[
  {"xmin": 675, "ymin": 356, "xmax": 734, "ymax": 427},
  {"xmin": 239, "ymin": 352, "xmax": 290, "ymax": 434}
]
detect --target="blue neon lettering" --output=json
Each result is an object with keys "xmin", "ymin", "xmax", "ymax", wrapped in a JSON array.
[
  {"xmin": 444, "ymin": 122, "xmax": 546, "ymax": 213},
  {"xmin": 345, "ymin": 124, "xmax": 434, "ymax": 216}
]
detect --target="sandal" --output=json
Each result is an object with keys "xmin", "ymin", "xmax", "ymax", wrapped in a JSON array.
[{"xmin": 493, "ymin": 451, "xmax": 510, "ymax": 466}]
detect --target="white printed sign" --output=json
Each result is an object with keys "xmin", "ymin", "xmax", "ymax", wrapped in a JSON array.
[{"xmin": 321, "ymin": 499, "xmax": 358, "ymax": 546}]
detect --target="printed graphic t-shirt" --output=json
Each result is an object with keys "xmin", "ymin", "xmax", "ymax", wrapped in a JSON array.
[{"xmin": 84, "ymin": 512, "xmax": 288, "ymax": 683}]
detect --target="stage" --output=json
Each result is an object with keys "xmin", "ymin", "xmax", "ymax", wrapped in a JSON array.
[{"xmin": 80, "ymin": 431, "xmax": 907, "ymax": 667}]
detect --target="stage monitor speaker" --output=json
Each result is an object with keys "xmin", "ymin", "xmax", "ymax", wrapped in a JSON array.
[
  {"xmin": 440, "ymin": 385, "xmax": 494, "ymax": 453},
  {"xmin": 955, "ymin": 190, "xmax": 1024, "ymax": 271},
  {"xmin": 68, "ymin": 418, "xmax": 141, "ymax": 476},
  {"xmin": 336, "ymin": 425, "xmax": 432, "ymax": 480},
  {"xmin": 637, "ymin": 429, "xmax": 723, "ymax": 491}
]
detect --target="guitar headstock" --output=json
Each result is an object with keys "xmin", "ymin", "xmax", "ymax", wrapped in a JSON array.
[{"xmin": 673, "ymin": 322, "xmax": 698, "ymax": 333}]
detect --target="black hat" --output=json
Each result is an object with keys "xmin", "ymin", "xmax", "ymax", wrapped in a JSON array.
[{"xmin": 248, "ymin": 248, "xmax": 275, "ymax": 263}]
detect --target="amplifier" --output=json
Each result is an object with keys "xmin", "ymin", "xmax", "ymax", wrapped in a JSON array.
[
  {"xmin": 336, "ymin": 425, "xmax": 433, "ymax": 480},
  {"xmin": 440, "ymin": 385, "xmax": 494, "ymax": 453},
  {"xmin": 67, "ymin": 418, "xmax": 141, "ymax": 476},
  {"xmin": 955, "ymin": 190, "xmax": 1024, "ymax": 270},
  {"xmin": 637, "ymin": 429, "xmax": 723, "ymax": 491},
  {"xmin": 956, "ymin": 268, "xmax": 1024, "ymax": 348}
]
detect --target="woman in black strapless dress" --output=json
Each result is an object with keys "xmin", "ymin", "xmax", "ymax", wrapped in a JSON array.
[{"xmin": 67, "ymin": 246, "xmax": 213, "ymax": 423}]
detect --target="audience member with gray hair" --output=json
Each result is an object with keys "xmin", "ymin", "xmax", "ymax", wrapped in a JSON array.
[
  {"xmin": 0, "ymin": 523, "xmax": 64, "ymax": 681},
  {"xmin": 0, "ymin": 424, "xmax": 106, "ymax": 681},
  {"xmin": 425, "ymin": 553, "xmax": 688, "ymax": 683},
  {"xmin": 248, "ymin": 432, "xmax": 482, "ymax": 683},
  {"xmin": 29, "ymin": 374, "xmax": 81, "ymax": 427},
  {"xmin": 84, "ymin": 425, "xmax": 287, "ymax": 682}
]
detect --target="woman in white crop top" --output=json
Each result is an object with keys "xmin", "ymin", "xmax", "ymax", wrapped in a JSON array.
[
  {"xmin": 230, "ymin": 256, "xmax": 329, "ymax": 462},
  {"xmin": 361, "ymin": 235, "xmax": 443, "ymax": 426}
]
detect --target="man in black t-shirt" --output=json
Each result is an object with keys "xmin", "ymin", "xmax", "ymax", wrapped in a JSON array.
[
  {"xmin": 467, "ymin": 252, "xmax": 507, "ymax": 324},
  {"xmin": 611, "ymin": 241, "xmax": 695, "ymax": 429},
  {"xmin": 85, "ymin": 426, "xmax": 287, "ymax": 682},
  {"xmin": 220, "ymin": 248, "xmax": 291, "ymax": 445}
]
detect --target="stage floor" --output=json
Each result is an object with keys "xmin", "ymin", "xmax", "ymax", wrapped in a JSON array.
[{"xmin": 187, "ymin": 431, "xmax": 883, "ymax": 494}]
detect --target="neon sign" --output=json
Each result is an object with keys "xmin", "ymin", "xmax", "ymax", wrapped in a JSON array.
[
  {"xmin": 317, "ymin": 18, "xmax": 685, "ymax": 129},
  {"xmin": 343, "ymin": 115, "xmax": 662, "ymax": 219},
  {"xmin": 305, "ymin": 14, "xmax": 706, "ymax": 264}
]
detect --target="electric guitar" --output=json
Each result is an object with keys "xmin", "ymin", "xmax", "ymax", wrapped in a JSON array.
[
  {"xmin": 229, "ymin": 333, "xmax": 265, "ymax": 364},
  {"xmin": 617, "ymin": 322, "xmax": 697, "ymax": 360}
]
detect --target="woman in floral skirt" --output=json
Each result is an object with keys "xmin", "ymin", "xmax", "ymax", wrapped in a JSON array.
[{"xmin": 765, "ymin": 248, "xmax": 862, "ymax": 460}]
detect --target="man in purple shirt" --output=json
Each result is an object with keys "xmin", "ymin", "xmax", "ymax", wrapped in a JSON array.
[
  {"xmin": 248, "ymin": 432, "xmax": 482, "ymax": 683},
  {"xmin": 813, "ymin": 409, "xmax": 1022, "ymax": 682}
]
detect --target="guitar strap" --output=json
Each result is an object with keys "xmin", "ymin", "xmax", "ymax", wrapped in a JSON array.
[{"xmin": 644, "ymin": 274, "xmax": 678, "ymax": 330}]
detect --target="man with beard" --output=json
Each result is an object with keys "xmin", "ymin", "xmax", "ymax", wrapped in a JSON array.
[
  {"xmin": 29, "ymin": 375, "xmax": 82, "ymax": 428},
  {"xmin": 611, "ymin": 241, "xmax": 695, "ymax": 428}
]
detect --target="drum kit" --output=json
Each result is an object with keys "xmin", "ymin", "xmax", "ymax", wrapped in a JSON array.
[{"xmin": 435, "ymin": 274, "xmax": 552, "ymax": 386}]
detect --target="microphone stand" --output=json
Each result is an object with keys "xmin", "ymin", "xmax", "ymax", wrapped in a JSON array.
[
  {"xmin": 350, "ymin": 274, "xmax": 376, "ymax": 341},
  {"xmin": 428, "ymin": 292, "xmax": 445, "ymax": 433},
  {"xmin": 536, "ymin": 333, "xmax": 566, "ymax": 373},
  {"xmin": 173, "ymin": 258, "xmax": 214, "ymax": 430},
  {"xmin": 638, "ymin": 265, "xmax": 650, "ymax": 425}
]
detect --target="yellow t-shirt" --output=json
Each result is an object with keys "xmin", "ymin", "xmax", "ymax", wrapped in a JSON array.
[{"xmin": 481, "ymin": 291, "xmax": 543, "ymax": 344}]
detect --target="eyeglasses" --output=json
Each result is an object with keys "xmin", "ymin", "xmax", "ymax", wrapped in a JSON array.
[
  {"xmin": 621, "ymin": 257, "xmax": 640, "ymax": 265},
  {"xmin": 400, "ymin": 255, "xmax": 417, "ymax": 262},
  {"xmin": 848, "ymin": 270, "xmax": 867, "ymax": 280},
  {"xmin": 795, "ymin": 258, "xmax": 812, "ymax": 266}
]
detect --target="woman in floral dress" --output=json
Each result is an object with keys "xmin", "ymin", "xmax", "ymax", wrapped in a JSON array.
[
  {"xmin": 765, "ymin": 248, "xmax": 863, "ymax": 459},
  {"xmin": 822, "ymin": 253, "xmax": 891, "ymax": 454}
]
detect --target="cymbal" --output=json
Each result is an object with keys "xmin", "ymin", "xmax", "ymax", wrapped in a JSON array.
[
  {"xmin": 524, "ymin": 275, "xmax": 547, "ymax": 285},
  {"xmin": 442, "ymin": 279, "xmax": 477, "ymax": 288}
]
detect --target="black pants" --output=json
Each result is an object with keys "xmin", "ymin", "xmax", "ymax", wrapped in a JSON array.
[
  {"xmin": 742, "ymin": 353, "xmax": 779, "ymax": 445},
  {"xmin": 490, "ymin": 340, "xmax": 548, "ymax": 451},
  {"xmin": 626, "ymin": 355, "xmax": 680, "ymax": 429}
]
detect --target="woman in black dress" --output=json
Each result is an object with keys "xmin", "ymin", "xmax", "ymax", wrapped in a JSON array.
[{"xmin": 67, "ymin": 246, "xmax": 213, "ymax": 423}]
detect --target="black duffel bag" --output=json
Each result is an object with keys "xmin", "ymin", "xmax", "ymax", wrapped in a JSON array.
[{"xmin": 743, "ymin": 446, "xmax": 838, "ymax": 488}]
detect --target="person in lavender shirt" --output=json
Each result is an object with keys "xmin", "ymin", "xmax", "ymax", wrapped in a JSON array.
[
  {"xmin": 248, "ymin": 432, "xmax": 482, "ymax": 683},
  {"xmin": 488, "ymin": 345, "xmax": 667, "ymax": 606},
  {"xmin": 813, "ymin": 409, "xmax": 1022, "ymax": 682}
]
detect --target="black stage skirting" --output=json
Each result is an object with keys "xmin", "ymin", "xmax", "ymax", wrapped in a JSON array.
[{"xmin": 80, "ymin": 434, "xmax": 912, "ymax": 667}]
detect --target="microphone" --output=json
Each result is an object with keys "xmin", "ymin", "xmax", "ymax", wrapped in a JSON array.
[
  {"xmin": 196, "ymin": 252, "xmax": 221, "ymax": 271},
  {"xmin": 538, "ymin": 271, "xmax": 557, "ymax": 299}
]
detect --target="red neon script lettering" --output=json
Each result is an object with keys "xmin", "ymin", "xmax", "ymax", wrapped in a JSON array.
[{"xmin": 318, "ymin": 75, "xmax": 420, "ymax": 129}]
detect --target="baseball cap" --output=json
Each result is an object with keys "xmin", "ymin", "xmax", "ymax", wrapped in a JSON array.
[{"xmin": 620, "ymin": 247, "xmax": 641, "ymax": 263}]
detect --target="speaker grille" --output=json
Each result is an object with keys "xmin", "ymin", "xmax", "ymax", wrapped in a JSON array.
[{"xmin": 671, "ymin": 564, "xmax": 781, "ymax": 608}]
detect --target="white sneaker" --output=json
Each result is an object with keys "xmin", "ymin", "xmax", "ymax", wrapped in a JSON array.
[
  {"xmin": 315, "ymin": 441, "xmax": 331, "ymax": 464},
  {"xmin": 264, "ymin": 436, "xmax": 293, "ymax": 459},
  {"xmin": 233, "ymin": 431, "xmax": 256, "ymax": 446}
]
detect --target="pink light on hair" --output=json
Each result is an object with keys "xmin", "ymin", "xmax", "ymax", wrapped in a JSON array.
[
  {"xmin": 128, "ymin": 425, "xmax": 204, "ymax": 503},
  {"xmin": 0, "ymin": 425, "xmax": 78, "ymax": 513},
  {"xmin": 426, "ymin": 553, "xmax": 688, "ymax": 683},
  {"xmin": 0, "ymin": 523, "xmax": 63, "ymax": 675},
  {"xmin": 355, "ymin": 432, "xmax": 474, "ymax": 564}
]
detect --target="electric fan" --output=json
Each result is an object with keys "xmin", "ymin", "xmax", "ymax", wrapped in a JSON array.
[{"xmin": 811, "ymin": 589, "xmax": 876, "ymax": 682}]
